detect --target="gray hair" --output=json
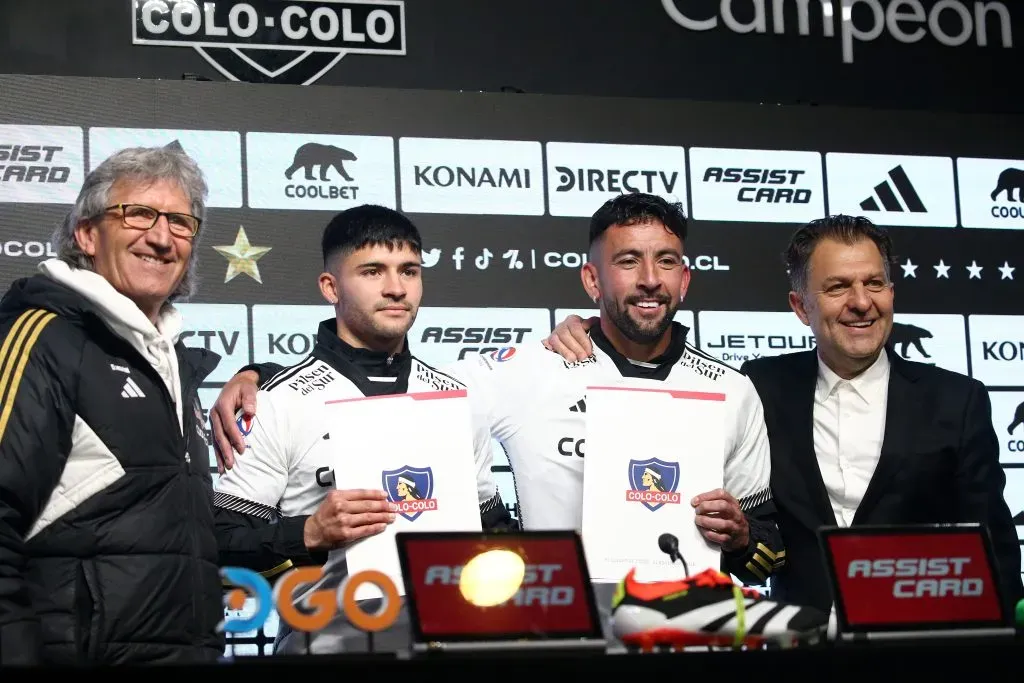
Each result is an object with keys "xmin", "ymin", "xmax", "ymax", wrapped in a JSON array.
[{"xmin": 51, "ymin": 145, "xmax": 209, "ymax": 301}]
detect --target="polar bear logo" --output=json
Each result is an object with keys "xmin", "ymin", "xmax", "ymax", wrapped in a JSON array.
[
  {"xmin": 284, "ymin": 143, "xmax": 357, "ymax": 182},
  {"xmin": 991, "ymin": 168, "xmax": 1024, "ymax": 202}
]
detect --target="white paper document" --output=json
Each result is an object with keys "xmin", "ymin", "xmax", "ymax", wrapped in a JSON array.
[
  {"xmin": 581, "ymin": 382, "xmax": 726, "ymax": 583},
  {"xmin": 325, "ymin": 390, "xmax": 483, "ymax": 599}
]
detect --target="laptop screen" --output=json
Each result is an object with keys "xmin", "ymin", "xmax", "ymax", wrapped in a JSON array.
[
  {"xmin": 820, "ymin": 524, "xmax": 1008, "ymax": 633},
  {"xmin": 395, "ymin": 530, "xmax": 604, "ymax": 644}
]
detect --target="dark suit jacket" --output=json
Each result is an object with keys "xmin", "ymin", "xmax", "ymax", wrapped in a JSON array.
[{"xmin": 741, "ymin": 348, "xmax": 1023, "ymax": 616}]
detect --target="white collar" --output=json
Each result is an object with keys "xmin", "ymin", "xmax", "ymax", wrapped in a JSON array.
[
  {"xmin": 37, "ymin": 258, "xmax": 183, "ymax": 344},
  {"xmin": 815, "ymin": 348, "xmax": 890, "ymax": 402}
]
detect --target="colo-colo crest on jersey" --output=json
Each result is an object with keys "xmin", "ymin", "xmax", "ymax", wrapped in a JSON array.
[
  {"xmin": 383, "ymin": 465, "xmax": 437, "ymax": 521},
  {"xmin": 627, "ymin": 458, "xmax": 681, "ymax": 512}
]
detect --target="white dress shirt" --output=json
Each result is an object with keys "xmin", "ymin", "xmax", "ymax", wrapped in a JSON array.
[{"xmin": 813, "ymin": 350, "xmax": 891, "ymax": 527}]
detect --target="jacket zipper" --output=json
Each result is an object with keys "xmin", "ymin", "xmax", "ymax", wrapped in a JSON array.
[
  {"xmin": 181, "ymin": 373, "xmax": 202, "ymax": 648},
  {"xmin": 141, "ymin": 354, "xmax": 203, "ymax": 647}
]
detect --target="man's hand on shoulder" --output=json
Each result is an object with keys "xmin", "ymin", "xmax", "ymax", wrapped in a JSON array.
[
  {"xmin": 210, "ymin": 370, "xmax": 260, "ymax": 473},
  {"xmin": 542, "ymin": 314, "xmax": 597, "ymax": 362},
  {"xmin": 303, "ymin": 489, "xmax": 397, "ymax": 551}
]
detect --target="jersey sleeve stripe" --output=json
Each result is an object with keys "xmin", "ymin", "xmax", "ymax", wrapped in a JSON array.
[
  {"xmin": 0, "ymin": 309, "xmax": 57, "ymax": 446},
  {"xmin": 262, "ymin": 356, "xmax": 316, "ymax": 391},
  {"xmin": 213, "ymin": 491, "xmax": 280, "ymax": 521},
  {"xmin": 737, "ymin": 486, "xmax": 771, "ymax": 511},
  {"xmin": 260, "ymin": 559, "xmax": 294, "ymax": 579}
]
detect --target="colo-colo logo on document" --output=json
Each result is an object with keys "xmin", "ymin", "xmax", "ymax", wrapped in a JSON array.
[
  {"xmin": 132, "ymin": 0, "xmax": 406, "ymax": 85},
  {"xmin": 626, "ymin": 458, "xmax": 681, "ymax": 512},
  {"xmin": 383, "ymin": 466, "xmax": 437, "ymax": 521}
]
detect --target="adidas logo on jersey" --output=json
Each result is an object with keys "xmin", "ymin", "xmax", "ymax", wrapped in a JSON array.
[
  {"xmin": 121, "ymin": 377, "xmax": 145, "ymax": 398},
  {"xmin": 568, "ymin": 398, "xmax": 587, "ymax": 413}
]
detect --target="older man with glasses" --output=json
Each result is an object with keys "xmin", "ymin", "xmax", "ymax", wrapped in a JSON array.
[{"xmin": 0, "ymin": 145, "xmax": 225, "ymax": 666}]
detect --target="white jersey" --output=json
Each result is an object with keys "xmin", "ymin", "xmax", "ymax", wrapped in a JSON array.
[
  {"xmin": 214, "ymin": 351, "xmax": 497, "ymax": 522},
  {"xmin": 453, "ymin": 324, "xmax": 772, "ymax": 531}
]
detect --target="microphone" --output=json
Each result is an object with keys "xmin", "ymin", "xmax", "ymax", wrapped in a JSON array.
[{"xmin": 658, "ymin": 533, "xmax": 690, "ymax": 577}]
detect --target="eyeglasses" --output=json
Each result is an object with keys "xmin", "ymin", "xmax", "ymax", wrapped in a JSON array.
[
  {"xmin": 817, "ymin": 280, "xmax": 893, "ymax": 298},
  {"xmin": 99, "ymin": 203, "xmax": 202, "ymax": 238}
]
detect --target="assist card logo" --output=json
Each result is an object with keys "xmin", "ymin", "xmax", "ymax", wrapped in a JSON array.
[
  {"xmin": 626, "ymin": 458, "xmax": 681, "ymax": 511},
  {"xmin": 383, "ymin": 465, "xmax": 438, "ymax": 521}
]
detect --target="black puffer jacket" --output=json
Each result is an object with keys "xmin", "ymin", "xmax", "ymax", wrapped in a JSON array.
[{"xmin": 0, "ymin": 274, "xmax": 224, "ymax": 665}]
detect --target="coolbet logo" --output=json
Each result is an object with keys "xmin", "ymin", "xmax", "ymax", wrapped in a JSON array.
[
  {"xmin": 688, "ymin": 147, "xmax": 825, "ymax": 224},
  {"xmin": 626, "ymin": 458, "xmax": 681, "ymax": 511},
  {"xmin": 825, "ymin": 153, "xmax": 957, "ymax": 227},
  {"xmin": 399, "ymin": 138, "xmax": 545, "ymax": 216},
  {"xmin": 990, "ymin": 392, "xmax": 1024, "ymax": 464},
  {"xmin": 383, "ymin": 466, "xmax": 437, "ymax": 521},
  {"xmin": 888, "ymin": 321, "xmax": 933, "ymax": 359},
  {"xmin": 544, "ymin": 142, "xmax": 687, "ymax": 218},
  {"xmin": 221, "ymin": 565, "xmax": 400, "ymax": 634},
  {"xmin": 956, "ymin": 157, "xmax": 1024, "ymax": 230},
  {"xmin": 132, "ymin": 0, "xmax": 406, "ymax": 86},
  {"xmin": 0, "ymin": 125, "xmax": 83, "ymax": 204},
  {"xmin": 661, "ymin": 0, "xmax": 1014, "ymax": 65},
  {"xmin": 884, "ymin": 314, "xmax": 969, "ymax": 376},
  {"xmin": 246, "ymin": 132, "xmax": 397, "ymax": 210}
]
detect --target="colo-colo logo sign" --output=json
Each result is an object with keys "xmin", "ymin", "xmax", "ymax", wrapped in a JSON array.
[
  {"xmin": 661, "ymin": 0, "xmax": 1014, "ymax": 64},
  {"xmin": 132, "ymin": 0, "xmax": 406, "ymax": 85}
]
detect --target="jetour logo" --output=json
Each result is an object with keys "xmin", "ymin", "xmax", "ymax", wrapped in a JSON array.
[{"xmin": 661, "ymin": 0, "xmax": 1014, "ymax": 65}]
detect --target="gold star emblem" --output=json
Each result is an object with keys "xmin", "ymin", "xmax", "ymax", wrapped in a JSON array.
[{"xmin": 213, "ymin": 226, "xmax": 272, "ymax": 284}]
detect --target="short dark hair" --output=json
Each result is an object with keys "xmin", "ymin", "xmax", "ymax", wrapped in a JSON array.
[
  {"xmin": 589, "ymin": 193, "xmax": 688, "ymax": 247},
  {"xmin": 784, "ymin": 215, "xmax": 896, "ymax": 293},
  {"xmin": 321, "ymin": 204, "xmax": 422, "ymax": 267}
]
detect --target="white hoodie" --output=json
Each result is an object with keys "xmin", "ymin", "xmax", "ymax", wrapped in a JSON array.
[{"xmin": 37, "ymin": 258, "xmax": 185, "ymax": 433}]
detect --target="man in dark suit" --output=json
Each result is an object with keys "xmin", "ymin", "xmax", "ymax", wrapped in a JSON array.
[
  {"xmin": 738, "ymin": 216, "xmax": 1021, "ymax": 614},
  {"xmin": 542, "ymin": 214, "xmax": 1023, "ymax": 617}
]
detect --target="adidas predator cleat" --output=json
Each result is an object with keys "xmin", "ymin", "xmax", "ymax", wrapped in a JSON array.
[{"xmin": 611, "ymin": 568, "xmax": 828, "ymax": 650}]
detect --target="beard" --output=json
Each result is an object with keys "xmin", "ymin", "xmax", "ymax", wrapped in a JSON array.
[
  {"xmin": 604, "ymin": 293, "xmax": 678, "ymax": 344},
  {"xmin": 346, "ymin": 301, "xmax": 418, "ymax": 346}
]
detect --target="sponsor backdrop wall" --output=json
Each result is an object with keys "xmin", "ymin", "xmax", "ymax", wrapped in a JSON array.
[
  {"xmin": 0, "ymin": 0, "xmax": 1021, "ymax": 115},
  {"xmin": 1, "ymin": 73, "xmax": 1023, "ymax": 652}
]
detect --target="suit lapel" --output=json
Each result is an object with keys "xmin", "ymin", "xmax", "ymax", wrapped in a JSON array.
[
  {"xmin": 853, "ymin": 349, "xmax": 923, "ymax": 525},
  {"xmin": 787, "ymin": 352, "xmax": 839, "ymax": 528}
]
